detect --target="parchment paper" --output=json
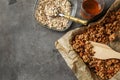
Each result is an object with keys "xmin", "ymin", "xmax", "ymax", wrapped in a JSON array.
[{"xmin": 55, "ymin": 0, "xmax": 120, "ymax": 80}]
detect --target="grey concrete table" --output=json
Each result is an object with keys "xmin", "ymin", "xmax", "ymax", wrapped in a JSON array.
[{"xmin": 0, "ymin": 0, "xmax": 114, "ymax": 80}]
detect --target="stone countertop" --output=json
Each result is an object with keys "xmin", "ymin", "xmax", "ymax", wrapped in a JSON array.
[{"xmin": 0, "ymin": 0, "xmax": 114, "ymax": 80}]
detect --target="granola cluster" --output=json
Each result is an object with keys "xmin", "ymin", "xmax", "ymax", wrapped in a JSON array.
[
  {"xmin": 71, "ymin": 9, "xmax": 120, "ymax": 80},
  {"xmin": 35, "ymin": 0, "xmax": 71, "ymax": 30}
]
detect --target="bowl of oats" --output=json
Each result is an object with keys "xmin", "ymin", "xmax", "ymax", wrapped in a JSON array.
[{"xmin": 34, "ymin": 0, "xmax": 77, "ymax": 31}]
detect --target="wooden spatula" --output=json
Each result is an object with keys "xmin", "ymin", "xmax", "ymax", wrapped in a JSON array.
[{"xmin": 90, "ymin": 41, "xmax": 120, "ymax": 60}]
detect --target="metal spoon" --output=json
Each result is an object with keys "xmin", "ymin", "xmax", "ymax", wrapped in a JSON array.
[
  {"xmin": 46, "ymin": 6, "xmax": 88, "ymax": 25},
  {"xmin": 59, "ymin": 14, "xmax": 88, "ymax": 25}
]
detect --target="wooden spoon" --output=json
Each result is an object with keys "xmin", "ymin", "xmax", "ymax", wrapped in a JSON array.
[{"xmin": 90, "ymin": 41, "xmax": 120, "ymax": 60}]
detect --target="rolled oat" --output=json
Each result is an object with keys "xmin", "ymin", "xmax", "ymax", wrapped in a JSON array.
[{"xmin": 35, "ymin": 0, "xmax": 71, "ymax": 30}]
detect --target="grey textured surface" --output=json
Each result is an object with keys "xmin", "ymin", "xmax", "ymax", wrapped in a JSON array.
[{"xmin": 0, "ymin": 0, "xmax": 114, "ymax": 80}]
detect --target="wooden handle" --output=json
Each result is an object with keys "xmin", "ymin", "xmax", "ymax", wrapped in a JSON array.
[
  {"xmin": 90, "ymin": 41, "xmax": 120, "ymax": 60},
  {"xmin": 109, "ymin": 49, "xmax": 120, "ymax": 59},
  {"xmin": 93, "ymin": 45, "xmax": 120, "ymax": 59}
]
